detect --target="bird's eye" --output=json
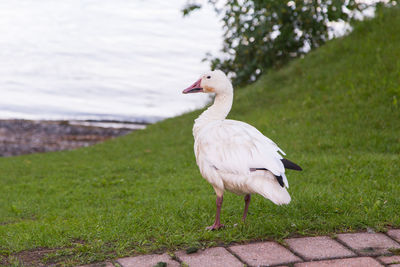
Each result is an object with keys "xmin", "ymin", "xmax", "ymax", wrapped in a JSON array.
[{"xmin": 206, "ymin": 76, "xmax": 211, "ymax": 79}]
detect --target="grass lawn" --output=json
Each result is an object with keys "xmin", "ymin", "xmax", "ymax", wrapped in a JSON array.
[{"xmin": 1, "ymin": 7, "xmax": 400, "ymax": 266}]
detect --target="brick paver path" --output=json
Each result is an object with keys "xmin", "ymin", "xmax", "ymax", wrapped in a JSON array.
[{"xmin": 82, "ymin": 229, "xmax": 400, "ymax": 267}]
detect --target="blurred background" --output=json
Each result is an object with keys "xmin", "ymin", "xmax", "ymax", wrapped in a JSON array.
[
  {"xmin": 0, "ymin": 0, "xmax": 394, "ymax": 156},
  {"xmin": 0, "ymin": 0, "xmax": 222, "ymax": 124},
  {"xmin": 0, "ymin": 0, "xmax": 224, "ymax": 156}
]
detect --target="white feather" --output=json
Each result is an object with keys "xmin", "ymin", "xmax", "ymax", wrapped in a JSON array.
[
  {"xmin": 189, "ymin": 70, "xmax": 291, "ymax": 205},
  {"xmin": 196, "ymin": 120, "xmax": 286, "ymax": 175}
]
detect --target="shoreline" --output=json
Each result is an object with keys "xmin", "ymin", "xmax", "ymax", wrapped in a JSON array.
[{"xmin": 0, "ymin": 119, "xmax": 147, "ymax": 157}]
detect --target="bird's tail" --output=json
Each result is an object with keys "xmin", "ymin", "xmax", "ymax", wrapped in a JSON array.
[{"xmin": 249, "ymin": 172, "xmax": 291, "ymax": 205}]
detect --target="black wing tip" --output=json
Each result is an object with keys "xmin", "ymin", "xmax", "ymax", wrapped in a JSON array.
[
  {"xmin": 250, "ymin": 168, "xmax": 285, "ymax": 187},
  {"xmin": 281, "ymin": 158, "xmax": 302, "ymax": 171},
  {"xmin": 275, "ymin": 175, "xmax": 285, "ymax": 187}
]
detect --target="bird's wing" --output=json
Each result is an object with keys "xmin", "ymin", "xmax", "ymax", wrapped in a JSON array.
[{"xmin": 195, "ymin": 119, "xmax": 289, "ymax": 187}]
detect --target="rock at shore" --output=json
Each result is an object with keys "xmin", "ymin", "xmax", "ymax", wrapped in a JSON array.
[{"xmin": 0, "ymin": 120, "xmax": 137, "ymax": 157}]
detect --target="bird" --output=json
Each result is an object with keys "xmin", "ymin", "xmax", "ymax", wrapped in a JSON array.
[{"xmin": 182, "ymin": 70, "xmax": 302, "ymax": 230}]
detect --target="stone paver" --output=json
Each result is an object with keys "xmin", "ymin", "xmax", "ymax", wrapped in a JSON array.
[
  {"xmin": 176, "ymin": 247, "xmax": 242, "ymax": 267},
  {"xmin": 337, "ymin": 232, "xmax": 400, "ymax": 256},
  {"xmin": 294, "ymin": 257, "xmax": 382, "ymax": 267},
  {"xmin": 117, "ymin": 253, "xmax": 179, "ymax": 267},
  {"xmin": 229, "ymin": 241, "xmax": 301, "ymax": 266},
  {"xmin": 378, "ymin": 255, "xmax": 400, "ymax": 265},
  {"xmin": 388, "ymin": 229, "xmax": 400, "ymax": 243},
  {"xmin": 78, "ymin": 262, "xmax": 114, "ymax": 267},
  {"xmin": 85, "ymin": 229, "xmax": 400, "ymax": 267},
  {"xmin": 285, "ymin": 236, "xmax": 355, "ymax": 260}
]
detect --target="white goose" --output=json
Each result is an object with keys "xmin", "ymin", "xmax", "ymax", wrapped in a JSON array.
[{"xmin": 183, "ymin": 70, "xmax": 302, "ymax": 230}]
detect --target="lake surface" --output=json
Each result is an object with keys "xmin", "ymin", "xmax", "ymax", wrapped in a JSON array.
[{"xmin": 0, "ymin": 0, "xmax": 222, "ymax": 123}]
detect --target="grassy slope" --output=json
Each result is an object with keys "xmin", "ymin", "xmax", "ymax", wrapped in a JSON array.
[{"xmin": 1, "ymin": 7, "xmax": 400, "ymax": 265}]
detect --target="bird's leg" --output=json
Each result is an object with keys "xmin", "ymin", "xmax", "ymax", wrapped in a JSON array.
[
  {"xmin": 242, "ymin": 194, "xmax": 251, "ymax": 221},
  {"xmin": 206, "ymin": 195, "xmax": 224, "ymax": 230}
]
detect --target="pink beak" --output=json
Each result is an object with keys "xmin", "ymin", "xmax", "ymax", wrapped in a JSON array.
[{"xmin": 183, "ymin": 78, "xmax": 203, "ymax": 94}]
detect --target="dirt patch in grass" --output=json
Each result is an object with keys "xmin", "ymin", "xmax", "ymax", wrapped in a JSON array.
[
  {"xmin": 13, "ymin": 248, "xmax": 61, "ymax": 266},
  {"xmin": 0, "ymin": 255, "xmax": 10, "ymax": 266},
  {"xmin": 12, "ymin": 239, "xmax": 94, "ymax": 266}
]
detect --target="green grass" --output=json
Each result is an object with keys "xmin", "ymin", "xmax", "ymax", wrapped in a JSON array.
[{"xmin": 1, "ymin": 7, "xmax": 400, "ymax": 266}]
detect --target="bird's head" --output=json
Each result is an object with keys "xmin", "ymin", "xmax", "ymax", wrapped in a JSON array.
[{"xmin": 183, "ymin": 70, "xmax": 232, "ymax": 95}]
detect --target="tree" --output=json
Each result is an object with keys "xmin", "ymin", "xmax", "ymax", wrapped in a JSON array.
[{"xmin": 183, "ymin": 0, "xmax": 397, "ymax": 86}]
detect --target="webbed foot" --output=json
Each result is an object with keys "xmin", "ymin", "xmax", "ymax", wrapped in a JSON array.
[{"xmin": 206, "ymin": 223, "xmax": 225, "ymax": 230}]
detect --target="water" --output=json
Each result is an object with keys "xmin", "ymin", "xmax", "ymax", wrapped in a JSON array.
[{"xmin": 0, "ymin": 0, "xmax": 222, "ymax": 123}]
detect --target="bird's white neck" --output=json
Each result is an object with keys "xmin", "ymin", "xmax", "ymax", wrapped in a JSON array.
[{"xmin": 193, "ymin": 90, "xmax": 233, "ymax": 135}]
